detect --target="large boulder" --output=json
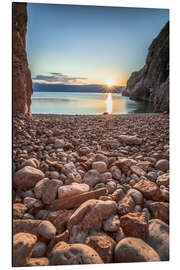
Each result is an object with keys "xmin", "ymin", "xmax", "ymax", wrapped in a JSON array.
[
  {"xmin": 68, "ymin": 199, "xmax": 117, "ymax": 233},
  {"xmin": 14, "ymin": 166, "xmax": 45, "ymax": 190},
  {"xmin": 146, "ymin": 219, "xmax": 169, "ymax": 261},
  {"xmin": 50, "ymin": 241, "xmax": 104, "ymax": 265},
  {"xmin": 114, "ymin": 237, "xmax": 160, "ymax": 263}
]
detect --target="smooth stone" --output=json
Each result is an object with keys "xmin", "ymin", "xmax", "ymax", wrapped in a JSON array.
[
  {"xmin": 58, "ymin": 183, "xmax": 90, "ymax": 199},
  {"xmin": 92, "ymin": 161, "xmax": 107, "ymax": 173},
  {"xmin": 31, "ymin": 241, "xmax": 47, "ymax": 258},
  {"xmin": 38, "ymin": 220, "xmax": 56, "ymax": 240},
  {"xmin": 50, "ymin": 241, "xmax": 104, "ymax": 265},
  {"xmin": 14, "ymin": 166, "xmax": 45, "ymax": 190},
  {"xmin": 83, "ymin": 169, "xmax": 101, "ymax": 187},
  {"xmin": 68, "ymin": 199, "xmax": 117, "ymax": 233},
  {"xmin": 155, "ymin": 159, "xmax": 169, "ymax": 172},
  {"xmin": 146, "ymin": 219, "xmax": 169, "ymax": 261},
  {"xmin": 114, "ymin": 237, "xmax": 160, "ymax": 262}
]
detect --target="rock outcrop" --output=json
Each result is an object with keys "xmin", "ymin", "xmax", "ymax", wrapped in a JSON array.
[
  {"xmin": 123, "ymin": 22, "xmax": 169, "ymax": 112},
  {"xmin": 13, "ymin": 3, "xmax": 33, "ymax": 115}
]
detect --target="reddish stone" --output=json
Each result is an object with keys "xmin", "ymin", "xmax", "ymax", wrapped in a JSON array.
[
  {"xmin": 118, "ymin": 195, "xmax": 135, "ymax": 215},
  {"xmin": 134, "ymin": 180, "xmax": 163, "ymax": 201},
  {"xmin": 120, "ymin": 212, "xmax": 148, "ymax": 240},
  {"xmin": 13, "ymin": 203, "xmax": 27, "ymax": 219},
  {"xmin": 48, "ymin": 188, "xmax": 107, "ymax": 210},
  {"xmin": 85, "ymin": 234, "xmax": 116, "ymax": 263},
  {"xmin": 48, "ymin": 209, "xmax": 73, "ymax": 233}
]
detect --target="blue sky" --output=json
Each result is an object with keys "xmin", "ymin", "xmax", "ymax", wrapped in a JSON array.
[{"xmin": 26, "ymin": 3, "xmax": 169, "ymax": 86}]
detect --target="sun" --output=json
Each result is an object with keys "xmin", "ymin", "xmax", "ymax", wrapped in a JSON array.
[{"xmin": 106, "ymin": 79, "xmax": 115, "ymax": 87}]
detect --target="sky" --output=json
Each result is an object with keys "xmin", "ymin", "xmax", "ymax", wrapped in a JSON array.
[{"xmin": 26, "ymin": 3, "xmax": 169, "ymax": 86}]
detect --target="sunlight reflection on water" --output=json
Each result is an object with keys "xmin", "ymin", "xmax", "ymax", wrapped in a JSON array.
[
  {"xmin": 31, "ymin": 92, "xmax": 154, "ymax": 114},
  {"xmin": 106, "ymin": 93, "xmax": 112, "ymax": 114}
]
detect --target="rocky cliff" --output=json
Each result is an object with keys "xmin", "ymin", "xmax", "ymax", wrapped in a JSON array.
[
  {"xmin": 123, "ymin": 22, "xmax": 169, "ymax": 112},
  {"xmin": 13, "ymin": 3, "xmax": 33, "ymax": 115}
]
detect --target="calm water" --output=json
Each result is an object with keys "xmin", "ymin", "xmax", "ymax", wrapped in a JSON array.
[{"xmin": 31, "ymin": 92, "xmax": 153, "ymax": 115}]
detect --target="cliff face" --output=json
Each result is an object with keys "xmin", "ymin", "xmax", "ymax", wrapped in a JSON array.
[
  {"xmin": 13, "ymin": 3, "xmax": 33, "ymax": 115},
  {"xmin": 123, "ymin": 22, "xmax": 169, "ymax": 112}
]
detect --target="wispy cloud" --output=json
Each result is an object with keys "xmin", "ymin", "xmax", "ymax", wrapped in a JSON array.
[{"xmin": 32, "ymin": 72, "xmax": 88, "ymax": 85}]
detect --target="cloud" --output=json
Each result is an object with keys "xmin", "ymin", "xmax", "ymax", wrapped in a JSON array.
[{"xmin": 32, "ymin": 72, "xmax": 88, "ymax": 85}]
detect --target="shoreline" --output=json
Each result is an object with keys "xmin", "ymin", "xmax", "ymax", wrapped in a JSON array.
[{"xmin": 31, "ymin": 112, "xmax": 165, "ymax": 117}]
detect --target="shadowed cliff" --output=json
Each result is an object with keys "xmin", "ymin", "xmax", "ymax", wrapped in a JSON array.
[
  {"xmin": 123, "ymin": 22, "xmax": 169, "ymax": 112},
  {"xmin": 13, "ymin": 2, "xmax": 33, "ymax": 115}
]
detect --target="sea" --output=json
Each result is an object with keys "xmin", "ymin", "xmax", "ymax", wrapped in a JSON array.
[{"xmin": 31, "ymin": 92, "xmax": 153, "ymax": 115}]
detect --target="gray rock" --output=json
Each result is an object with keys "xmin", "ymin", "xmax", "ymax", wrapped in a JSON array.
[
  {"xmin": 31, "ymin": 241, "xmax": 47, "ymax": 258},
  {"xmin": 83, "ymin": 169, "xmax": 101, "ymax": 187},
  {"xmin": 155, "ymin": 159, "xmax": 169, "ymax": 172},
  {"xmin": 127, "ymin": 188, "xmax": 144, "ymax": 204},
  {"xmin": 110, "ymin": 166, "xmax": 121, "ymax": 180},
  {"xmin": 114, "ymin": 237, "xmax": 160, "ymax": 262},
  {"xmin": 103, "ymin": 214, "xmax": 120, "ymax": 232},
  {"xmin": 146, "ymin": 219, "xmax": 169, "ymax": 261},
  {"xmin": 106, "ymin": 180, "xmax": 117, "ymax": 194}
]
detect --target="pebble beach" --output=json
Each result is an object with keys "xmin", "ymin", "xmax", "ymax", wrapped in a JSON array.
[{"xmin": 13, "ymin": 113, "xmax": 169, "ymax": 266}]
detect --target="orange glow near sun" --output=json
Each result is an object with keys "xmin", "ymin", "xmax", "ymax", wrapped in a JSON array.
[{"xmin": 106, "ymin": 79, "xmax": 115, "ymax": 87}]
